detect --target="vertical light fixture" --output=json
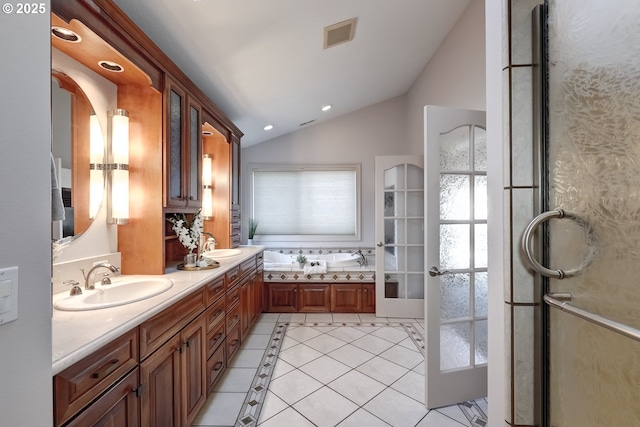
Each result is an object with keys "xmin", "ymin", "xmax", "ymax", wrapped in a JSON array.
[
  {"xmin": 89, "ymin": 112, "xmax": 105, "ymax": 219},
  {"xmin": 108, "ymin": 109, "xmax": 129, "ymax": 224},
  {"xmin": 202, "ymin": 154, "xmax": 213, "ymax": 219}
]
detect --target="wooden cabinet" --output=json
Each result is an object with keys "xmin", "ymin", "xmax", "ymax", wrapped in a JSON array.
[
  {"xmin": 331, "ymin": 284, "xmax": 376, "ymax": 313},
  {"xmin": 265, "ymin": 282, "xmax": 375, "ymax": 313},
  {"xmin": 54, "ymin": 330, "xmax": 139, "ymax": 427},
  {"xmin": 165, "ymin": 77, "xmax": 202, "ymax": 209},
  {"xmin": 64, "ymin": 369, "xmax": 140, "ymax": 427},
  {"xmin": 139, "ymin": 334, "xmax": 181, "ymax": 427},
  {"xmin": 139, "ymin": 312, "xmax": 207, "ymax": 427}
]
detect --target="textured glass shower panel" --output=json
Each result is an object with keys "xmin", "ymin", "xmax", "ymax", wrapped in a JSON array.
[
  {"xmin": 440, "ymin": 175, "xmax": 470, "ymax": 220},
  {"xmin": 548, "ymin": 1, "xmax": 640, "ymax": 425},
  {"xmin": 440, "ymin": 126, "xmax": 470, "ymax": 171},
  {"xmin": 440, "ymin": 224, "xmax": 470, "ymax": 269}
]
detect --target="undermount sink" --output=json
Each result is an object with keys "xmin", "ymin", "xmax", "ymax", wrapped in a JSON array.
[
  {"xmin": 201, "ymin": 248, "xmax": 242, "ymax": 259},
  {"xmin": 53, "ymin": 276, "xmax": 173, "ymax": 311}
]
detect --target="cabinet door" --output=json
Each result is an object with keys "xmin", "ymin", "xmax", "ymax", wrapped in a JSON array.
[
  {"xmin": 65, "ymin": 369, "xmax": 140, "ymax": 427},
  {"xmin": 362, "ymin": 284, "xmax": 376, "ymax": 313},
  {"xmin": 266, "ymin": 283, "xmax": 298, "ymax": 312},
  {"xmin": 331, "ymin": 284, "xmax": 362, "ymax": 312},
  {"xmin": 186, "ymin": 97, "xmax": 202, "ymax": 208},
  {"xmin": 166, "ymin": 79, "xmax": 186, "ymax": 207},
  {"xmin": 140, "ymin": 334, "xmax": 181, "ymax": 427},
  {"xmin": 240, "ymin": 275, "xmax": 251, "ymax": 340},
  {"xmin": 180, "ymin": 315, "xmax": 207, "ymax": 427},
  {"xmin": 299, "ymin": 284, "xmax": 331, "ymax": 312}
]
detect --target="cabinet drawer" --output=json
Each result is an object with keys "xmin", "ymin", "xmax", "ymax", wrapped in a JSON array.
[
  {"xmin": 231, "ymin": 210, "xmax": 241, "ymax": 222},
  {"xmin": 206, "ymin": 319, "xmax": 226, "ymax": 359},
  {"xmin": 230, "ymin": 222, "xmax": 241, "ymax": 236},
  {"xmin": 206, "ymin": 297, "xmax": 225, "ymax": 334},
  {"xmin": 256, "ymin": 251, "xmax": 264, "ymax": 268},
  {"xmin": 226, "ymin": 286, "xmax": 240, "ymax": 312},
  {"xmin": 205, "ymin": 276, "xmax": 225, "ymax": 306},
  {"xmin": 63, "ymin": 368, "xmax": 140, "ymax": 427},
  {"xmin": 230, "ymin": 234, "xmax": 241, "ymax": 248},
  {"xmin": 139, "ymin": 289, "xmax": 206, "ymax": 359},
  {"xmin": 225, "ymin": 266, "xmax": 240, "ymax": 289},
  {"xmin": 240, "ymin": 257, "xmax": 256, "ymax": 278},
  {"xmin": 226, "ymin": 323, "xmax": 241, "ymax": 362},
  {"xmin": 226, "ymin": 302, "xmax": 241, "ymax": 331},
  {"xmin": 206, "ymin": 340, "xmax": 226, "ymax": 395},
  {"xmin": 54, "ymin": 329, "xmax": 138, "ymax": 427}
]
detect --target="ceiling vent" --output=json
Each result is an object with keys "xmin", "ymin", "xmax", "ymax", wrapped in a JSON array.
[{"xmin": 323, "ymin": 18, "xmax": 357, "ymax": 49}]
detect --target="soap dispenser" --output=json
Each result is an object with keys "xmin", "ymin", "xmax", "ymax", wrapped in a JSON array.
[{"xmin": 202, "ymin": 236, "xmax": 216, "ymax": 253}]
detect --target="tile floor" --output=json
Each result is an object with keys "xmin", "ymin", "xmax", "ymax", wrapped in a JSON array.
[{"xmin": 192, "ymin": 313, "xmax": 488, "ymax": 427}]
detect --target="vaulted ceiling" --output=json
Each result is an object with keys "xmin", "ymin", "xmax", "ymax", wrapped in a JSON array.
[{"xmin": 114, "ymin": 0, "xmax": 472, "ymax": 146}]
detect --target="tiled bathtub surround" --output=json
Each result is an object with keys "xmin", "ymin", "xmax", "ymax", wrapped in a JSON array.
[{"xmin": 263, "ymin": 248, "xmax": 375, "ymax": 283}]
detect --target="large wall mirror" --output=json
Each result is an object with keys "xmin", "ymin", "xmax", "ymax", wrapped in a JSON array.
[{"xmin": 51, "ymin": 70, "xmax": 105, "ymax": 240}]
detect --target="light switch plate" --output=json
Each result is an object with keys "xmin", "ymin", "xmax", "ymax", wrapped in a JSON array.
[{"xmin": 0, "ymin": 267, "xmax": 18, "ymax": 324}]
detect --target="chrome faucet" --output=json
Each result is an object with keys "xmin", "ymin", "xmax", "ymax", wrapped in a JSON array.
[
  {"xmin": 352, "ymin": 250, "xmax": 368, "ymax": 267},
  {"xmin": 81, "ymin": 263, "xmax": 120, "ymax": 290}
]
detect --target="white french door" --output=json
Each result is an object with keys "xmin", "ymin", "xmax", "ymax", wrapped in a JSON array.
[
  {"xmin": 424, "ymin": 105, "xmax": 487, "ymax": 408},
  {"xmin": 374, "ymin": 155, "xmax": 424, "ymax": 319}
]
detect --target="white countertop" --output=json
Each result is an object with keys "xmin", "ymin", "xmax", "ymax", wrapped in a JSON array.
[{"xmin": 52, "ymin": 246, "xmax": 264, "ymax": 375}]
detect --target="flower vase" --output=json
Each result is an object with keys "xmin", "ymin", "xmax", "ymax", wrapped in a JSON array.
[{"xmin": 247, "ymin": 238, "xmax": 254, "ymax": 245}]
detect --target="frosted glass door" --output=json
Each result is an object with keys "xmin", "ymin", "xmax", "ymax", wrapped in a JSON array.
[
  {"xmin": 375, "ymin": 156, "xmax": 424, "ymax": 318},
  {"xmin": 546, "ymin": 1, "xmax": 640, "ymax": 425},
  {"xmin": 424, "ymin": 105, "xmax": 487, "ymax": 409}
]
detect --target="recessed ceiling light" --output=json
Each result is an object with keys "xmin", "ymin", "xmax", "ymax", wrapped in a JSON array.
[
  {"xmin": 321, "ymin": 104, "xmax": 332, "ymax": 112},
  {"xmin": 98, "ymin": 60, "xmax": 124, "ymax": 73},
  {"xmin": 51, "ymin": 27, "xmax": 82, "ymax": 43},
  {"xmin": 263, "ymin": 124, "xmax": 274, "ymax": 131}
]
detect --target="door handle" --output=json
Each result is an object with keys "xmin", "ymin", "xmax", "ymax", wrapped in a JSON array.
[
  {"xmin": 376, "ymin": 242, "xmax": 384, "ymax": 247},
  {"xmin": 428, "ymin": 266, "xmax": 452, "ymax": 277}
]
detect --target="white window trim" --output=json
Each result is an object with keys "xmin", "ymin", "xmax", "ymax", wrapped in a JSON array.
[{"xmin": 248, "ymin": 163, "xmax": 362, "ymax": 242}]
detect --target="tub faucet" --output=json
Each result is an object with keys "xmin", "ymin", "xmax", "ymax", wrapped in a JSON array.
[
  {"xmin": 352, "ymin": 250, "xmax": 368, "ymax": 267},
  {"xmin": 81, "ymin": 263, "xmax": 120, "ymax": 290}
]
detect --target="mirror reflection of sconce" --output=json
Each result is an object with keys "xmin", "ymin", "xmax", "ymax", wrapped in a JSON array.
[
  {"xmin": 107, "ymin": 109, "xmax": 129, "ymax": 225},
  {"xmin": 202, "ymin": 154, "xmax": 213, "ymax": 219}
]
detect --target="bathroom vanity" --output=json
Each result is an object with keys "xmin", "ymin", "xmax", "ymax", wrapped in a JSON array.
[{"xmin": 52, "ymin": 247, "xmax": 264, "ymax": 427}]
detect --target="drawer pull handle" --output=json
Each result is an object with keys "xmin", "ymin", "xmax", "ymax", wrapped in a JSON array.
[
  {"xmin": 91, "ymin": 359, "xmax": 119, "ymax": 379},
  {"xmin": 215, "ymin": 309, "xmax": 223, "ymax": 317},
  {"xmin": 229, "ymin": 339, "xmax": 239, "ymax": 346},
  {"xmin": 212, "ymin": 361, "xmax": 223, "ymax": 371},
  {"xmin": 213, "ymin": 332, "xmax": 223, "ymax": 341}
]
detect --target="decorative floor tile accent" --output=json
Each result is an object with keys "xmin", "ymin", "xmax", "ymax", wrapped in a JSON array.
[{"xmin": 232, "ymin": 321, "xmax": 488, "ymax": 427}]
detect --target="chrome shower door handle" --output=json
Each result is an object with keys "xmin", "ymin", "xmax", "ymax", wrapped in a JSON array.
[
  {"xmin": 428, "ymin": 266, "xmax": 452, "ymax": 277},
  {"xmin": 521, "ymin": 209, "xmax": 597, "ymax": 279}
]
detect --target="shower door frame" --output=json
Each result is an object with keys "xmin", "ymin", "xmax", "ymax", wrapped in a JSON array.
[{"xmin": 532, "ymin": 3, "xmax": 550, "ymax": 426}]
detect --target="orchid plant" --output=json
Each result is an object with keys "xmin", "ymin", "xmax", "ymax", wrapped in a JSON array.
[{"xmin": 166, "ymin": 209, "xmax": 203, "ymax": 253}]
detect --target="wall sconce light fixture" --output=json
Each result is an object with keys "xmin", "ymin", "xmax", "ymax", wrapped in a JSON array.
[
  {"xmin": 89, "ymin": 112, "xmax": 105, "ymax": 219},
  {"xmin": 202, "ymin": 154, "xmax": 213, "ymax": 219},
  {"xmin": 108, "ymin": 109, "xmax": 129, "ymax": 224}
]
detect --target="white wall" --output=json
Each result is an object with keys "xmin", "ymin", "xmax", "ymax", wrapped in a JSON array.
[
  {"xmin": 407, "ymin": 0, "xmax": 486, "ymax": 154},
  {"xmin": 242, "ymin": 0, "xmax": 486, "ymax": 248},
  {"xmin": 0, "ymin": 3, "xmax": 53, "ymax": 426}
]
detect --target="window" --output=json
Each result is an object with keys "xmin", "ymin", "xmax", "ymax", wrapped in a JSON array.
[{"xmin": 250, "ymin": 164, "xmax": 360, "ymax": 241}]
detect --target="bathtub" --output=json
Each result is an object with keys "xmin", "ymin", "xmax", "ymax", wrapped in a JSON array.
[{"xmin": 263, "ymin": 251, "xmax": 364, "ymax": 268}]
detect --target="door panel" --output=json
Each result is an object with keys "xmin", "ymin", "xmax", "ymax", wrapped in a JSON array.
[
  {"xmin": 424, "ymin": 105, "xmax": 487, "ymax": 408},
  {"xmin": 375, "ymin": 156, "xmax": 424, "ymax": 318}
]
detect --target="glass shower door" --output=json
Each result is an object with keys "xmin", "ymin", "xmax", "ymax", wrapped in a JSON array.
[{"xmin": 543, "ymin": 1, "xmax": 640, "ymax": 425}]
